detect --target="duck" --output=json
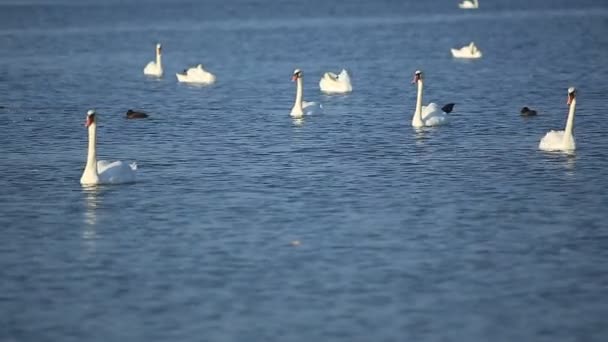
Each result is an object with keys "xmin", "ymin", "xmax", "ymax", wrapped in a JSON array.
[
  {"xmin": 143, "ymin": 43, "xmax": 163, "ymax": 77},
  {"xmin": 176, "ymin": 64, "xmax": 216, "ymax": 84},
  {"xmin": 126, "ymin": 109, "xmax": 149, "ymax": 119},
  {"xmin": 459, "ymin": 0, "xmax": 479, "ymax": 9},
  {"xmin": 411, "ymin": 70, "xmax": 455, "ymax": 128},
  {"xmin": 319, "ymin": 69, "xmax": 352, "ymax": 94},
  {"xmin": 539, "ymin": 87, "xmax": 577, "ymax": 152},
  {"xmin": 451, "ymin": 42, "xmax": 482, "ymax": 59},
  {"xmin": 520, "ymin": 107, "xmax": 537, "ymax": 116},
  {"xmin": 291, "ymin": 69, "xmax": 322, "ymax": 118},
  {"xmin": 80, "ymin": 110, "xmax": 137, "ymax": 186}
]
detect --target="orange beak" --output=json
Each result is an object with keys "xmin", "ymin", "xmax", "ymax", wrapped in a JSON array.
[
  {"xmin": 292, "ymin": 75, "xmax": 297, "ymax": 81},
  {"xmin": 85, "ymin": 116, "xmax": 94, "ymax": 127},
  {"xmin": 567, "ymin": 93, "xmax": 574, "ymax": 105}
]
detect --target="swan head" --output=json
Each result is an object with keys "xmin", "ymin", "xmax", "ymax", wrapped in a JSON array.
[
  {"xmin": 567, "ymin": 87, "xmax": 576, "ymax": 105},
  {"xmin": 156, "ymin": 43, "xmax": 162, "ymax": 54},
  {"xmin": 412, "ymin": 70, "xmax": 423, "ymax": 84},
  {"xmin": 85, "ymin": 109, "xmax": 96, "ymax": 128},
  {"xmin": 292, "ymin": 69, "xmax": 302, "ymax": 81}
]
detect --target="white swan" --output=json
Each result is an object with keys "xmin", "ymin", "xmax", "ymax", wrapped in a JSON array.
[
  {"xmin": 143, "ymin": 43, "xmax": 163, "ymax": 77},
  {"xmin": 459, "ymin": 0, "xmax": 479, "ymax": 9},
  {"xmin": 319, "ymin": 69, "xmax": 352, "ymax": 94},
  {"xmin": 80, "ymin": 110, "xmax": 137, "ymax": 186},
  {"xmin": 539, "ymin": 87, "xmax": 577, "ymax": 152},
  {"xmin": 411, "ymin": 70, "xmax": 455, "ymax": 128},
  {"xmin": 291, "ymin": 69, "xmax": 322, "ymax": 118},
  {"xmin": 176, "ymin": 64, "xmax": 216, "ymax": 84},
  {"xmin": 451, "ymin": 42, "xmax": 482, "ymax": 59}
]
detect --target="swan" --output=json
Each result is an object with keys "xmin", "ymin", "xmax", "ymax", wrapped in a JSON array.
[
  {"xmin": 143, "ymin": 43, "xmax": 163, "ymax": 77},
  {"xmin": 459, "ymin": 0, "xmax": 479, "ymax": 9},
  {"xmin": 411, "ymin": 70, "xmax": 455, "ymax": 128},
  {"xmin": 520, "ymin": 107, "xmax": 537, "ymax": 116},
  {"xmin": 126, "ymin": 109, "xmax": 148, "ymax": 119},
  {"xmin": 539, "ymin": 87, "xmax": 577, "ymax": 152},
  {"xmin": 291, "ymin": 69, "xmax": 322, "ymax": 118},
  {"xmin": 319, "ymin": 69, "xmax": 352, "ymax": 94},
  {"xmin": 80, "ymin": 110, "xmax": 137, "ymax": 186},
  {"xmin": 176, "ymin": 64, "xmax": 216, "ymax": 84},
  {"xmin": 451, "ymin": 42, "xmax": 482, "ymax": 59}
]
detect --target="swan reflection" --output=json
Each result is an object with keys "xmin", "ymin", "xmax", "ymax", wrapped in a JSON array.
[{"xmin": 82, "ymin": 187, "xmax": 101, "ymax": 250}]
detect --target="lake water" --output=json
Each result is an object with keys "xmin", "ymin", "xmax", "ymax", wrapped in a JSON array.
[{"xmin": 1, "ymin": 0, "xmax": 608, "ymax": 341}]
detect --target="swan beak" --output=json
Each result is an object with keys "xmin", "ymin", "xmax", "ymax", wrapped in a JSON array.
[
  {"xmin": 85, "ymin": 116, "xmax": 94, "ymax": 127},
  {"xmin": 291, "ymin": 75, "xmax": 297, "ymax": 81},
  {"xmin": 411, "ymin": 75, "xmax": 420, "ymax": 84},
  {"xmin": 567, "ymin": 93, "xmax": 574, "ymax": 105}
]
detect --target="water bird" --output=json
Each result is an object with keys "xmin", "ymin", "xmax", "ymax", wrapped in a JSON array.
[
  {"xmin": 451, "ymin": 42, "xmax": 482, "ymax": 59},
  {"xmin": 539, "ymin": 87, "xmax": 577, "ymax": 152},
  {"xmin": 319, "ymin": 69, "xmax": 352, "ymax": 94},
  {"xmin": 176, "ymin": 64, "xmax": 216, "ymax": 84},
  {"xmin": 80, "ymin": 110, "xmax": 137, "ymax": 186},
  {"xmin": 459, "ymin": 0, "xmax": 479, "ymax": 9},
  {"xmin": 143, "ymin": 43, "xmax": 163, "ymax": 77},
  {"xmin": 520, "ymin": 107, "xmax": 537, "ymax": 116},
  {"xmin": 411, "ymin": 70, "xmax": 455, "ymax": 128},
  {"xmin": 290, "ymin": 69, "xmax": 322, "ymax": 118},
  {"xmin": 126, "ymin": 109, "xmax": 149, "ymax": 119}
]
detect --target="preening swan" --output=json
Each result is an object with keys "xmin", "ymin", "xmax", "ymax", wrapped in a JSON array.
[
  {"xmin": 459, "ymin": 0, "xmax": 479, "ymax": 9},
  {"xmin": 143, "ymin": 43, "xmax": 163, "ymax": 77},
  {"xmin": 176, "ymin": 64, "xmax": 216, "ymax": 84},
  {"xmin": 291, "ymin": 69, "xmax": 322, "ymax": 118},
  {"xmin": 411, "ymin": 70, "xmax": 455, "ymax": 128},
  {"xmin": 451, "ymin": 42, "xmax": 482, "ymax": 59},
  {"xmin": 80, "ymin": 110, "xmax": 137, "ymax": 186},
  {"xmin": 539, "ymin": 87, "xmax": 577, "ymax": 152},
  {"xmin": 319, "ymin": 69, "xmax": 352, "ymax": 94}
]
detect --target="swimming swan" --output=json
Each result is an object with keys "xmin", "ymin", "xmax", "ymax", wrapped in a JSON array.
[
  {"xmin": 143, "ymin": 43, "xmax": 163, "ymax": 77},
  {"xmin": 319, "ymin": 69, "xmax": 352, "ymax": 94},
  {"xmin": 411, "ymin": 70, "xmax": 455, "ymax": 128},
  {"xmin": 80, "ymin": 110, "xmax": 137, "ymax": 186},
  {"xmin": 291, "ymin": 69, "xmax": 322, "ymax": 118},
  {"xmin": 539, "ymin": 87, "xmax": 577, "ymax": 152}
]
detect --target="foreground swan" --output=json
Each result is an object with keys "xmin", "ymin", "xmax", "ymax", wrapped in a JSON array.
[
  {"xmin": 80, "ymin": 110, "xmax": 137, "ymax": 186},
  {"xmin": 539, "ymin": 87, "xmax": 577, "ymax": 152},
  {"xmin": 411, "ymin": 70, "xmax": 455, "ymax": 128},
  {"xmin": 451, "ymin": 42, "xmax": 482, "ymax": 59},
  {"xmin": 291, "ymin": 69, "xmax": 322, "ymax": 118},
  {"xmin": 319, "ymin": 69, "xmax": 352, "ymax": 94},
  {"xmin": 143, "ymin": 43, "xmax": 163, "ymax": 77},
  {"xmin": 176, "ymin": 64, "xmax": 216, "ymax": 84},
  {"xmin": 459, "ymin": 0, "xmax": 479, "ymax": 9}
]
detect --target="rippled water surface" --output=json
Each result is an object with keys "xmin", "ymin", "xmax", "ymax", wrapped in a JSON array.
[{"xmin": 2, "ymin": 0, "xmax": 608, "ymax": 341}]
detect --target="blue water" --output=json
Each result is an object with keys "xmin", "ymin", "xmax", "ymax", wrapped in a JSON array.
[{"xmin": 2, "ymin": 0, "xmax": 608, "ymax": 341}]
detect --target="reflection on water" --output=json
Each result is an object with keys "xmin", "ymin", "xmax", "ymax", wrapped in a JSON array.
[
  {"xmin": 292, "ymin": 117, "xmax": 304, "ymax": 126},
  {"xmin": 82, "ymin": 187, "xmax": 101, "ymax": 251}
]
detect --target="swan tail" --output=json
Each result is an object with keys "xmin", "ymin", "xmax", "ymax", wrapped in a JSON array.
[{"xmin": 442, "ymin": 103, "xmax": 455, "ymax": 113}]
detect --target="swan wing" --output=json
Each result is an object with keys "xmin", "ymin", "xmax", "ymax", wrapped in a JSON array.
[
  {"xmin": 302, "ymin": 101, "xmax": 323, "ymax": 115},
  {"xmin": 421, "ymin": 103, "xmax": 447, "ymax": 126},
  {"xmin": 97, "ymin": 160, "xmax": 136, "ymax": 184},
  {"xmin": 539, "ymin": 130, "xmax": 575, "ymax": 151}
]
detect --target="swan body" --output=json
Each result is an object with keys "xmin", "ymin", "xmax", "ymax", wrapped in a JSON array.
[
  {"xmin": 451, "ymin": 42, "xmax": 482, "ymax": 59},
  {"xmin": 291, "ymin": 69, "xmax": 322, "ymax": 118},
  {"xmin": 539, "ymin": 87, "xmax": 577, "ymax": 152},
  {"xmin": 411, "ymin": 70, "xmax": 455, "ymax": 128},
  {"xmin": 319, "ymin": 69, "xmax": 352, "ymax": 94},
  {"xmin": 80, "ymin": 110, "xmax": 137, "ymax": 186},
  {"xmin": 459, "ymin": 0, "xmax": 479, "ymax": 9},
  {"xmin": 143, "ymin": 43, "xmax": 163, "ymax": 77},
  {"xmin": 176, "ymin": 64, "xmax": 216, "ymax": 84}
]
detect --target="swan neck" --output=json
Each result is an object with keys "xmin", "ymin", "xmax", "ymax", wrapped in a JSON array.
[
  {"xmin": 85, "ymin": 123, "xmax": 97, "ymax": 173},
  {"xmin": 564, "ymin": 98, "xmax": 576, "ymax": 136},
  {"xmin": 294, "ymin": 78, "xmax": 303, "ymax": 110},
  {"xmin": 415, "ymin": 80, "xmax": 423, "ymax": 120},
  {"xmin": 156, "ymin": 51, "xmax": 162, "ymax": 68}
]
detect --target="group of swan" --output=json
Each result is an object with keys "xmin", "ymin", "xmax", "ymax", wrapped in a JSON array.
[{"xmin": 143, "ymin": 43, "xmax": 216, "ymax": 85}]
